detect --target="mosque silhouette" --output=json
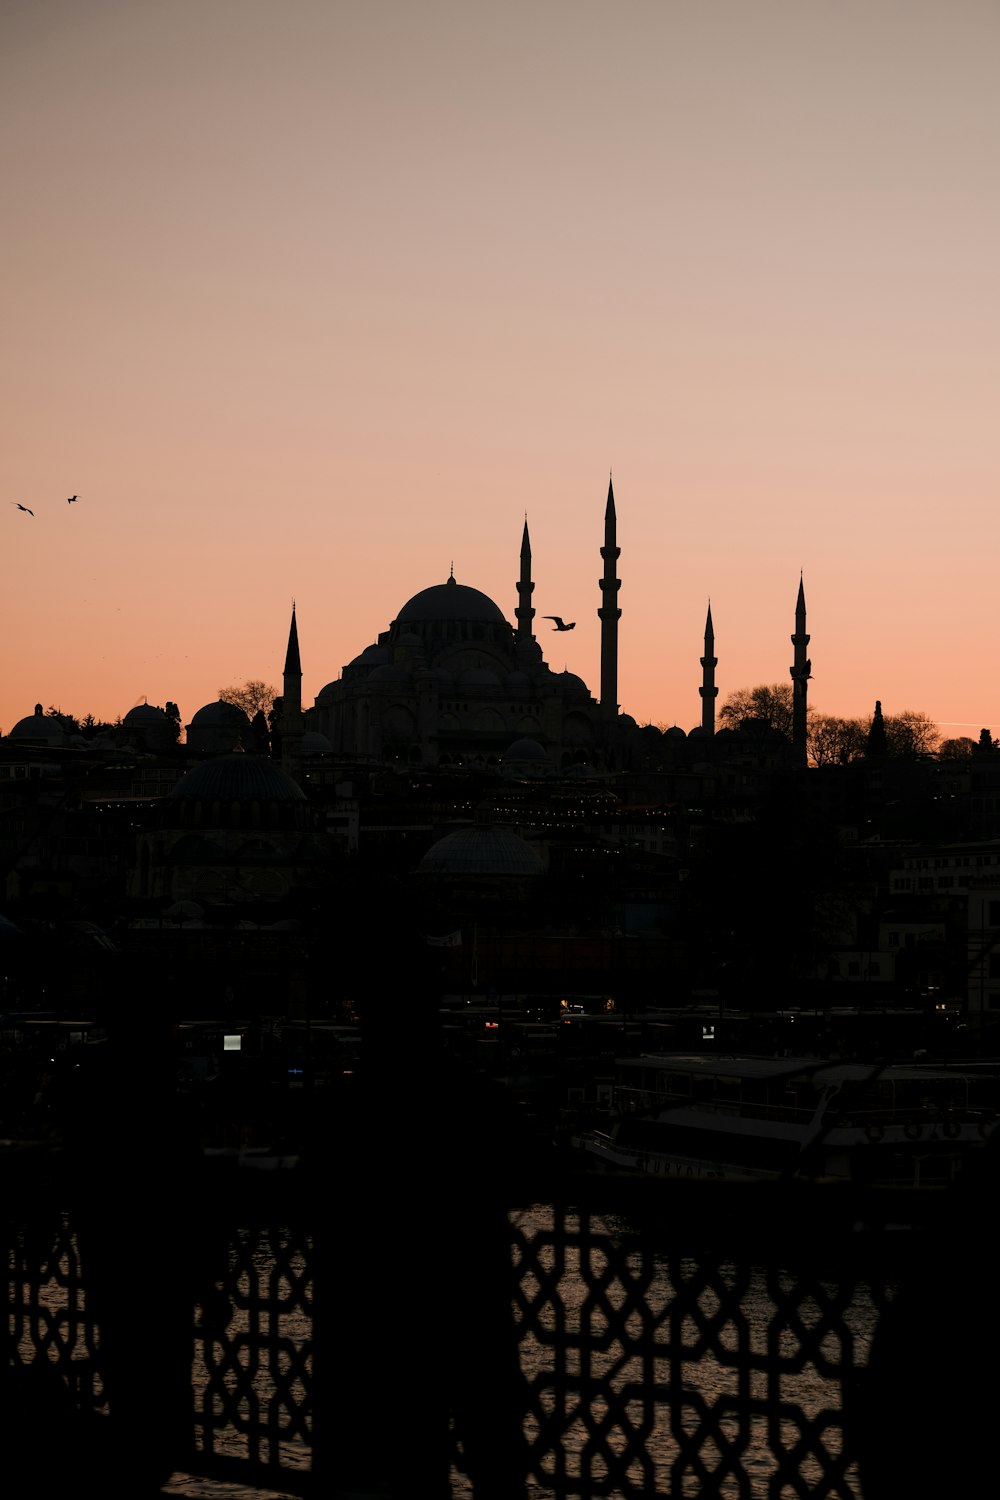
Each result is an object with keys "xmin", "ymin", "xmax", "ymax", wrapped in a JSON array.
[
  {"xmin": 280, "ymin": 478, "xmax": 810, "ymax": 775},
  {"xmin": 6, "ymin": 478, "xmax": 812, "ymax": 774}
]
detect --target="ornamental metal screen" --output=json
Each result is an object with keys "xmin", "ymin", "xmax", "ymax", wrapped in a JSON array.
[{"xmin": 2, "ymin": 1170, "xmax": 981, "ymax": 1498}]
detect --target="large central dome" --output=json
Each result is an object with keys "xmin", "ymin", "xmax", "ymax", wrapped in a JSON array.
[{"xmin": 396, "ymin": 575, "xmax": 507, "ymax": 627}]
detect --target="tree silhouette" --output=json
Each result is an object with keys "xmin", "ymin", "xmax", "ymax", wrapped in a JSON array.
[
  {"xmin": 809, "ymin": 714, "xmax": 868, "ymax": 767},
  {"xmin": 719, "ymin": 683, "xmax": 795, "ymax": 739},
  {"xmin": 218, "ymin": 680, "xmax": 278, "ymax": 719},
  {"xmin": 884, "ymin": 708, "xmax": 939, "ymax": 756},
  {"xmin": 164, "ymin": 702, "xmax": 182, "ymax": 742},
  {"xmin": 938, "ymin": 737, "xmax": 978, "ymax": 759}
]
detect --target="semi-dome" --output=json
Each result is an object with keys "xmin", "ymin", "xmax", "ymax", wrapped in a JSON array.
[
  {"xmin": 556, "ymin": 671, "xmax": 589, "ymax": 696},
  {"xmin": 459, "ymin": 667, "xmax": 501, "ymax": 688},
  {"xmin": 396, "ymin": 575, "xmax": 507, "ymax": 626},
  {"xmin": 169, "ymin": 755, "xmax": 306, "ymax": 802},
  {"xmin": 347, "ymin": 644, "xmax": 389, "ymax": 671},
  {"xmin": 416, "ymin": 823, "xmax": 543, "ymax": 877},
  {"xmin": 369, "ymin": 663, "xmax": 412, "ymax": 685}
]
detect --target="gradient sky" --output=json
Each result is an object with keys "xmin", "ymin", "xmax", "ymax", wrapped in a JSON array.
[{"xmin": 3, "ymin": 1, "xmax": 998, "ymax": 739}]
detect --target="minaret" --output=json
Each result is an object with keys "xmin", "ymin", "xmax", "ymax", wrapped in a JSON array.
[
  {"xmin": 598, "ymin": 475, "xmax": 621, "ymax": 717},
  {"xmin": 789, "ymin": 574, "xmax": 811, "ymax": 765},
  {"xmin": 699, "ymin": 602, "xmax": 717, "ymax": 735},
  {"xmin": 281, "ymin": 602, "xmax": 304, "ymax": 785},
  {"xmin": 515, "ymin": 516, "xmax": 535, "ymax": 642}
]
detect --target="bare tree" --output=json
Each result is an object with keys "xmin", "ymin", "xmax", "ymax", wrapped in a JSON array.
[
  {"xmin": 809, "ymin": 714, "xmax": 868, "ymax": 767},
  {"xmin": 218, "ymin": 680, "xmax": 279, "ymax": 719},
  {"xmin": 719, "ymin": 683, "xmax": 795, "ymax": 739},
  {"xmin": 884, "ymin": 709, "xmax": 940, "ymax": 757}
]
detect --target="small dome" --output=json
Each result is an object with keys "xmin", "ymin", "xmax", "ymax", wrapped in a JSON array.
[
  {"xmin": 169, "ymin": 755, "xmax": 306, "ymax": 802},
  {"xmin": 8, "ymin": 709, "xmax": 66, "ymax": 745},
  {"xmin": 556, "ymin": 671, "xmax": 589, "ymax": 696},
  {"xmin": 302, "ymin": 731, "xmax": 333, "ymax": 756},
  {"xmin": 687, "ymin": 725, "xmax": 710, "ymax": 740},
  {"xmin": 191, "ymin": 700, "xmax": 251, "ymax": 729},
  {"xmin": 397, "ymin": 576, "xmax": 507, "ymax": 626},
  {"xmin": 665, "ymin": 725, "xmax": 687, "ymax": 740},
  {"xmin": 124, "ymin": 704, "xmax": 168, "ymax": 725},
  {"xmin": 416, "ymin": 824, "xmax": 543, "ymax": 877},
  {"xmin": 505, "ymin": 737, "xmax": 548, "ymax": 763}
]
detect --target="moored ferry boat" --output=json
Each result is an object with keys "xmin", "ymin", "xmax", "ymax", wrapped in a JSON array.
[{"xmin": 573, "ymin": 1053, "xmax": 1000, "ymax": 1186}]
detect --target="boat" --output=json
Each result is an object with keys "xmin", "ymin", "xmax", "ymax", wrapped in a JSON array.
[{"xmin": 573, "ymin": 1053, "xmax": 1000, "ymax": 1186}]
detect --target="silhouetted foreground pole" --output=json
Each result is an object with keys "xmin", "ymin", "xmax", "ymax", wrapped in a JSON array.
[{"xmin": 311, "ymin": 934, "xmax": 529, "ymax": 1499}]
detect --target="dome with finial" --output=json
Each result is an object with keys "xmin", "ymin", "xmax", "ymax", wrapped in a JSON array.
[
  {"xmin": 8, "ymin": 704, "xmax": 67, "ymax": 745},
  {"xmin": 395, "ymin": 574, "xmax": 507, "ymax": 627}
]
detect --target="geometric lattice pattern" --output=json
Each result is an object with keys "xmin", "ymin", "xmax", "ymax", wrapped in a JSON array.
[
  {"xmin": 6, "ymin": 1185, "xmax": 907, "ymax": 1497},
  {"xmin": 6, "ymin": 1212, "xmax": 106, "ymax": 1413},
  {"xmin": 511, "ymin": 1203, "xmax": 890, "ymax": 1499},
  {"xmin": 192, "ymin": 1227, "xmax": 313, "ymax": 1484}
]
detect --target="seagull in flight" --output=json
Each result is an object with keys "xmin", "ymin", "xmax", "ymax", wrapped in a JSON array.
[
  {"xmin": 67, "ymin": 494, "xmax": 78, "ymax": 503},
  {"xmin": 11, "ymin": 503, "xmax": 33, "ymax": 515},
  {"xmin": 544, "ymin": 616, "xmax": 575, "ymax": 631}
]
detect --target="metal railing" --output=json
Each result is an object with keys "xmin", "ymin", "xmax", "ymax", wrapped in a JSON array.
[{"xmin": 4, "ymin": 1149, "xmax": 994, "ymax": 1498}]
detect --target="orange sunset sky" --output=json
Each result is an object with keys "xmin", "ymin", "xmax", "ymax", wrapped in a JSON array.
[{"xmin": 3, "ymin": 1, "xmax": 998, "ymax": 741}]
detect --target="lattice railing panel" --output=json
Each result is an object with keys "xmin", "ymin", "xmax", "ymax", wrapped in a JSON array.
[
  {"xmin": 5, "ymin": 1214, "xmax": 106, "ymax": 1412},
  {"xmin": 511, "ymin": 1201, "xmax": 895, "ymax": 1499},
  {"xmin": 193, "ymin": 1225, "xmax": 313, "ymax": 1479},
  {"xmin": 5, "ymin": 1175, "xmax": 943, "ymax": 1498}
]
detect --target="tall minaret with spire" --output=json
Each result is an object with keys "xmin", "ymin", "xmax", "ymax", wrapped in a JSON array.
[
  {"xmin": 700, "ymin": 602, "xmax": 717, "ymax": 735},
  {"xmin": 598, "ymin": 475, "xmax": 621, "ymax": 718},
  {"xmin": 515, "ymin": 516, "xmax": 535, "ymax": 642},
  {"xmin": 281, "ymin": 602, "xmax": 304, "ymax": 786},
  {"xmin": 790, "ymin": 575, "xmax": 811, "ymax": 765}
]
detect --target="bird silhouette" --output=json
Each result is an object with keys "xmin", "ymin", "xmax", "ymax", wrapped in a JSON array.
[
  {"xmin": 544, "ymin": 616, "xmax": 575, "ymax": 631},
  {"xmin": 12, "ymin": 503, "xmax": 33, "ymax": 516},
  {"xmin": 67, "ymin": 495, "xmax": 78, "ymax": 504}
]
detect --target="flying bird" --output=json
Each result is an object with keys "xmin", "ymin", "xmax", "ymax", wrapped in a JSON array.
[
  {"xmin": 11, "ymin": 503, "xmax": 33, "ymax": 515},
  {"xmin": 67, "ymin": 494, "xmax": 78, "ymax": 503},
  {"xmin": 544, "ymin": 616, "xmax": 575, "ymax": 631}
]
